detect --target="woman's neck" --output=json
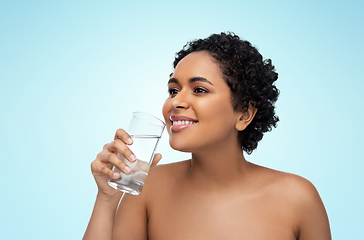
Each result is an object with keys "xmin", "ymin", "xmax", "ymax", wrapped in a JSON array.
[{"xmin": 187, "ymin": 139, "xmax": 251, "ymax": 191}]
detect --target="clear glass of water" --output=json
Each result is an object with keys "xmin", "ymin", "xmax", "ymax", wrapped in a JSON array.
[{"xmin": 108, "ymin": 112, "xmax": 165, "ymax": 195}]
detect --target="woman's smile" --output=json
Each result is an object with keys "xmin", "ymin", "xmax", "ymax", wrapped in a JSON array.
[{"xmin": 170, "ymin": 114, "xmax": 198, "ymax": 132}]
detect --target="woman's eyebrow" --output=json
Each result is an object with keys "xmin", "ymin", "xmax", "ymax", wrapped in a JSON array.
[
  {"xmin": 189, "ymin": 77, "xmax": 214, "ymax": 85},
  {"xmin": 168, "ymin": 78, "xmax": 179, "ymax": 84},
  {"xmin": 168, "ymin": 77, "xmax": 214, "ymax": 85}
]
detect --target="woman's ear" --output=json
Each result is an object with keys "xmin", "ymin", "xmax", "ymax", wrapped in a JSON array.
[{"xmin": 235, "ymin": 104, "xmax": 258, "ymax": 131}]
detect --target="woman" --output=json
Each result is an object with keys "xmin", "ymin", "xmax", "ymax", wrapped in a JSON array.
[{"xmin": 83, "ymin": 32, "xmax": 331, "ymax": 240}]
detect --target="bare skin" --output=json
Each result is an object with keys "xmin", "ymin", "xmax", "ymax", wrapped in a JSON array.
[{"xmin": 83, "ymin": 51, "xmax": 331, "ymax": 240}]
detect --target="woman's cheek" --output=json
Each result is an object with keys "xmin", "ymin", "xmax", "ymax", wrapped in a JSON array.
[{"xmin": 162, "ymin": 98, "xmax": 171, "ymax": 123}]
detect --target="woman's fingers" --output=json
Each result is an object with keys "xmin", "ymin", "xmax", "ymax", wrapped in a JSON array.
[
  {"xmin": 91, "ymin": 160, "xmax": 119, "ymax": 179},
  {"xmin": 107, "ymin": 129, "xmax": 136, "ymax": 162},
  {"xmin": 94, "ymin": 151, "xmax": 132, "ymax": 175},
  {"xmin": 151, "ymin": 153, "xmax": 162, "ymax": 167},
  {"xmin": 93, "ymin": 129, "xmax": 161, "ymax": 184},
  {"xmin": 106, "ymin": 139, "xmax": 136, "ymax": 162},
  {"xmin": 114, "ymin": 128, "xmax": 133, "ymax": 145}
]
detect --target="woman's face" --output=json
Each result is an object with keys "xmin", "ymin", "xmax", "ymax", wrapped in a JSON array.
[{"xmin": 162, "ymin": 51, "xmax": 242, "ymax": 152}]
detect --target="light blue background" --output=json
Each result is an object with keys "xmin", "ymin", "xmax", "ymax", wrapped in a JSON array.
[{"xmin": 1, "ymin": 0, "xmax": 363, "ymax": 239}]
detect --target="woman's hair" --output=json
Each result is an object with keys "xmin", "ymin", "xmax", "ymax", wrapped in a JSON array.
[{"xmin": 173, "ymin": 32, "xmax": 279, "ymax": 154}]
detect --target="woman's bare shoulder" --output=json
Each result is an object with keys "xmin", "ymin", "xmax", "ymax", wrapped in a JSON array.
[
  {"xmin": 248, "ymin": 163, "xmax": 326, "ymax": 215},
  {"xmin": 142, "ymin": 159, "xmax": 191, "ymax": 192},
  {"xmin": 266, "ymin": 168, "xmax": 327, "ymax": 219},
  {"xmin": 150, "ymin": 159, "xmax": 191, "ymax": 176},
  {"xmin": 250, "ymin": 163, "xmax": 331, "ymax": 238},
  {"xmin": 250, "ymin": 163, "xmax": 319, "ymax": 197}
]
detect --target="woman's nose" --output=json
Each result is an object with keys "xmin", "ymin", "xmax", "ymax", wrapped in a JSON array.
[{"xmin": 170, "ymin": 90, "xmax": 190, "ymax": 109}]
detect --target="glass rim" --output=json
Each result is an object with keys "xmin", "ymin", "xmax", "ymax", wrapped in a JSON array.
[{"xmin": 132, "ymin": 111, "xmax": 166, "ymax": 128}]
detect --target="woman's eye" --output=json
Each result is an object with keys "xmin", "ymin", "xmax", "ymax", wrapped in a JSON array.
[
  {"xmin": 193, "ymin": 87, "xmax": 208, "ymax": 94},
  {"xmin": 168, "ymin": 88, "xmax": 179, "ymax": 97}
]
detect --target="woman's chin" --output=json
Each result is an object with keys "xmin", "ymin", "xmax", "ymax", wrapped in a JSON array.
[{"xmin": 169, "ymin": 141, "xmax": 193, "ymax": 153}]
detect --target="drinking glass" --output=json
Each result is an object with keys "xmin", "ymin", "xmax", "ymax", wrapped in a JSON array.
[{"xmin": 108, "ymin": 112, "xmax": 165, "ymax": 195}]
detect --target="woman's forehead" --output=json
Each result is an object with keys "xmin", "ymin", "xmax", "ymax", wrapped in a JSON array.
[{"xmin": 172, "ymin": 51, "xmax": 222, "ymax": 79}]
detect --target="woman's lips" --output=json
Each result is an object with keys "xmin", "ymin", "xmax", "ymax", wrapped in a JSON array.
[{"xmin": 170, "ymin": 115, "xmax": 198, "ymax": 132}]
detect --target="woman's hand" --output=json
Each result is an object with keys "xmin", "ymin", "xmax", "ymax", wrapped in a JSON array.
[{"xmin": 90, "ymin": 129, "xmax": 162, "ymax": 198}]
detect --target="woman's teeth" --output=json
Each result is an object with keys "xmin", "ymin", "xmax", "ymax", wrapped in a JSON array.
[{"xmin": 172, "ymin": 121, "xmax": 196, "ymax": 126}]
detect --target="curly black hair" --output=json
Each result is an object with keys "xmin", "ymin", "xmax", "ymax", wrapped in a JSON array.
[{"xmin": 173, "ymin": 32, "xmax": 279, "ymax": 154}]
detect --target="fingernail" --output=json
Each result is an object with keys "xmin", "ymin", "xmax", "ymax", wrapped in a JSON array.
[
  {"xmin": 130, "ymin": 154, "xmax": 136, "ymax": 161},
  {"xmin": 113, "ymin": 173, "xmax": 120, "ymax": 178},
  {"xmin": 125, "ymin": 166, "xmax": 131, "ymax": 173},
  {"xmin": 127, "ymin": 138, "xmax": 133, "ymax": 144}
]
